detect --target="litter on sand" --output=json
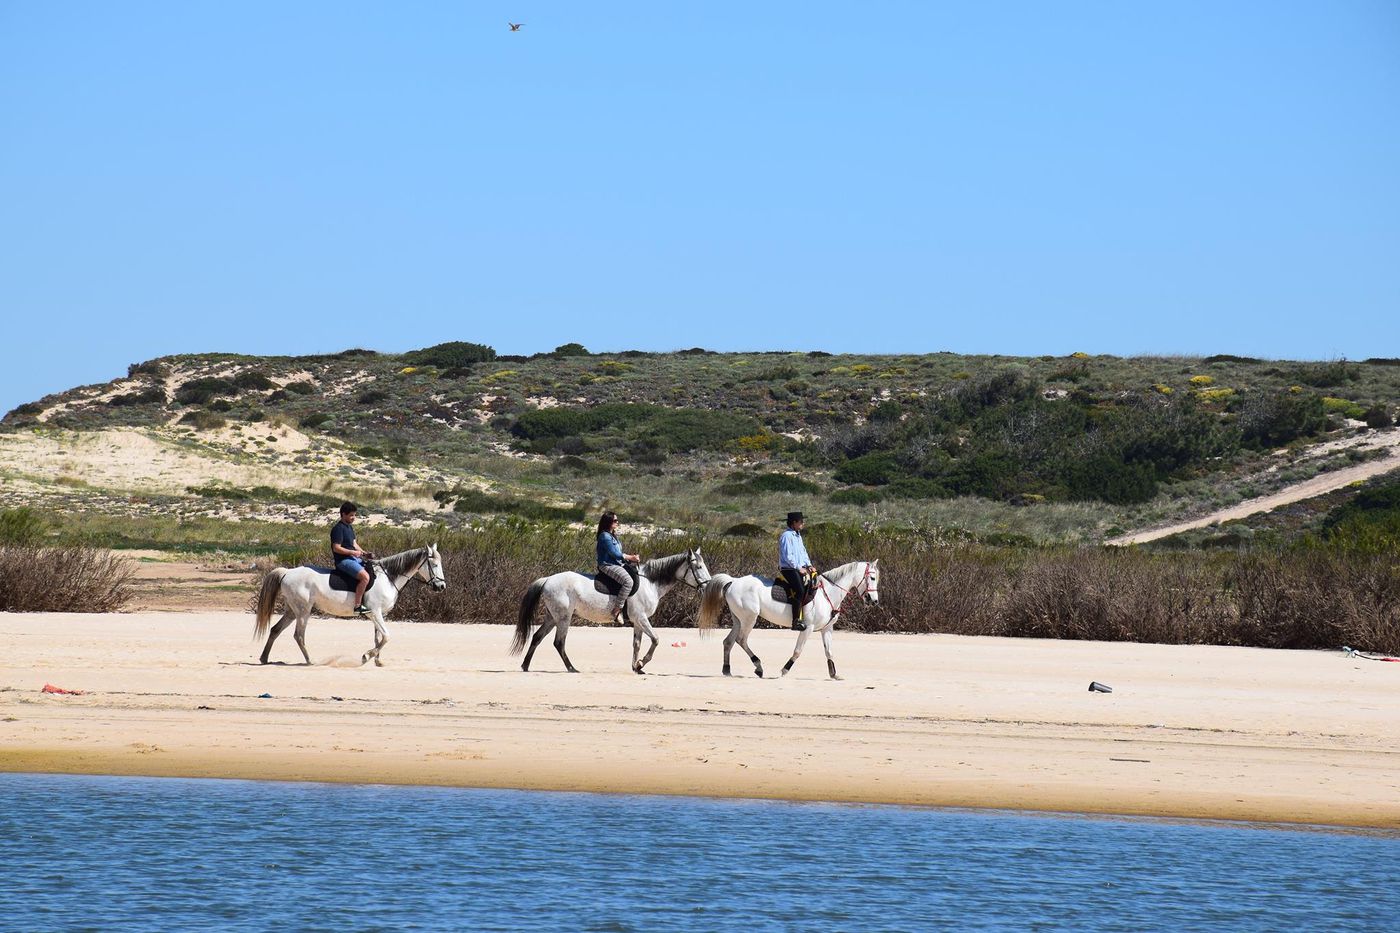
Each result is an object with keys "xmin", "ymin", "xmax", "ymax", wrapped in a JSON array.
[
  {"xmin": 671, "ymin": 641, "xmax": 688, "ymax": 648},
  {"xmin": 258, "ymin": 692, "xmax": 273, "ymax": 698},
  {"xmin": 1342, "ymin": 646, "xmax": 1400, "ymax": 662},
  {"xmin": 41, "ymin": 684, "xmax": 85, "ymax": 695},
  {"xmin": 1088, "ymin": 681, "xmax": 1113, "ymax": 693}
]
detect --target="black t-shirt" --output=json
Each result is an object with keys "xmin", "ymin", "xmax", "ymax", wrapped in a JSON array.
[{"xmin": 331, "ymin": 520, "xmax": 357, "ymax": 558}]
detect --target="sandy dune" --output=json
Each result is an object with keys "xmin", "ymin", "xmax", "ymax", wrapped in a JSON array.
[{"xmin": 2, "ymin": 612, "xmax": 1397, "ymax": 829}]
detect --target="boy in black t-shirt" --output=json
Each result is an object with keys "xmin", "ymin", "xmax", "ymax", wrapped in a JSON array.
[{"xmin": 331, "ymin": 501, "xmax": 372, "ymax": 614}]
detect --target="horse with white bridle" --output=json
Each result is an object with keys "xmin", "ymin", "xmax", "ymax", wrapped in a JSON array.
[
  {"xmin": 697, "ymin": 559, "xmax": 880, "ymax": 680},
  {"xmin": 512, "ymin": 548, "xmax": 711, "ymax": 673},
  {"xmin": 253, "ymin": 544, "xmax": 446, "ymax": 666}
]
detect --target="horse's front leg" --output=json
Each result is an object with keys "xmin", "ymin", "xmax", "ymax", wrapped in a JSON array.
[
  {"xmin": 780, "ymin": 626, "xmax": 813, "ymax": 677},
  {"xmin": 631, "ymin": 621, "xmax": 644, "ymax": 674},
  {"xmin": 634, "ymin": 615, "xmax": 659, "ymax": 673},
  {"xmin": 362, "ymin": 611, "xmax": 389, "ymax": 667},
  {"xmin": 821, "ymin": 626, "xmax": 841, "ymax": 681}
]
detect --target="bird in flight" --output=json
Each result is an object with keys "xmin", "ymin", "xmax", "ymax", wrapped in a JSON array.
[{"xmin": 508, "ymin": 22, "xmax": 523, "ymax": 31}]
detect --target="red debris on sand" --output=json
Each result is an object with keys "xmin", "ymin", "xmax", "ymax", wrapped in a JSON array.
[{"xmin": 41, "ymin": 684, "xmax": 85, "ymax": 695}]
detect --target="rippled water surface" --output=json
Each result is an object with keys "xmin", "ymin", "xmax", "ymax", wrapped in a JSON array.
[{"xmin": 2, "ymin": 773, "xmax": 1396, "ymax": 931}]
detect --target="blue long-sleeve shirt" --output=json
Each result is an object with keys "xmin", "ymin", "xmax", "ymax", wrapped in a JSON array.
[
  {"xmin": 778, "ymin": 529, "xmax": 811, "ymax": 570},
  {"xmin": 597, "ymin": 532, "xmax": 625, "ymax": 567}
]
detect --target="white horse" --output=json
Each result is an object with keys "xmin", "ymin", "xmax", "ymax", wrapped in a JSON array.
[
  {"xmin": 512, "ymin": 548, "xmax": 711, "ymax": 674},
  {"xmin": 253, "ymin": 545, "xmax": 446, "ymax": 666},
  {"xmin": 697, "ymin": 559, "xmax": 880, "ymax": 680}
]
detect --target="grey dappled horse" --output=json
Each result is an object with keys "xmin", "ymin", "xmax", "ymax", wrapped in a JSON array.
[
  {"xmin": 697, "ymin": 559, "xmax": 880, "ymax": 680},
  {"xmin": 253, "ymin": 545, "xmax": 446, "ymax": 666},
  {"xmin": 511, "ymin": 549, "xmax": 711, "ymax": 673}
]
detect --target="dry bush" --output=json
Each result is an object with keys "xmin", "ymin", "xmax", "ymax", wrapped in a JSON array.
[{"xmin": 0, "ymin": 546, "xmax": 134, "ymax": 612}]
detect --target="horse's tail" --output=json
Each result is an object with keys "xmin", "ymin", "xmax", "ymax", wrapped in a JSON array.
[
  {"xmin": 254, "ymin": 568, "xmax": 288, "ymax": 640},
  {"xmin": 697, "ymin": 574, "xmax": 733, "ymax": 634},
  {"xmin": 511, "ymin": 577, "xmax": 548, "ymax": 655}
]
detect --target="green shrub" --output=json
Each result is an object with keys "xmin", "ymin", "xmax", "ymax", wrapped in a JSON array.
[
  {"xmin": 1293, "ymin": 360, "xmax": 1359, "ymax": 387},
  {"xmin": 300, "ymin": 412, "xmax": 332, "ymax": 429},
  {"xmin": 0, "ymin": 508, "xmax": 48, "ymax": 545},
  {"xmin": 829, "ymin": 487, "xmax": 886, "ymax": 505},
  {"xmin": 285, "ymin": 381, "xmax": 317, "ymax": 395},
  {"xmin": 8, "ymin": 401, "xmax": 43, "ymax": 417},
  {"xmin": 723, "ymin": 522, "xmax": 768, "ymax": 536},
  {"xmin": 1239, "ymin": 392, "xmax": 1327, "ymax": 448},
  {"xmin": 1363, "ymin": 405, "xmax": 1393, "ymax": 429},
  {"xmin": 639, "ymin": 409, "xmax": 760, "ymax": 452},
  {"xmin": 357, "ymin": 389, "xmax": 389, "ymax": 405},
  {"xmin": 451, "ymin": 489, "xmax": 584, "ymax": 522},
  {"xmin": 1203, "ymin": 354, "xmax": 1261, "ymax": 364},
  {"xmin": 233, "ymin": 371, "xmax": 276, "ymax": 390},
  {"xmin": 208, "ymin": 399, "xmax": 234, "ymax": 412},
  {"xmin": 175, "ymin": 377, "xmax": 237, "ymax": 405},
  {"xmin": 512, "ymin": 403, "xmax": 658, "ymax": 440},
  {"xmin": 402, "ymin": 341, "xmax": 496, "ymax": 368},
  {"xmin": 834, "ymin": 451, "xmax": 900, "ymax": 486},
  {"xmin": 108, "ymin": 387, "xmax": 166, "ymax": 406},
  {"xmin": 178, "ymin": 410, "xmax": 227, "ymax": 430},
  {"xmin": 127, "ymin": 360, "xmax": 169, "ymax": 377},
  {"xmin": 721, "ymin": 473, "xmax": 821, "ymax": 496},
  {"xmin": 551, "ymin": 342, "xmax": 589, "ymax": 357},
  {"xmin": 1322, "ymin": 397, "xmax": 1366, "ymax": 419}
]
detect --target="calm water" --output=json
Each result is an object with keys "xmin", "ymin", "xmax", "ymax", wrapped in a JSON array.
[{"xmin": 1, "ymin": 774, "xmax": 1396, "ymax": 932}]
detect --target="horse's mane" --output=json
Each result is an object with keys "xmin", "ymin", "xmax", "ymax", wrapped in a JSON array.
[
  {"xmin": 820, "ymin": 560, "xmax": 866, "ymax": 585},
  {"xmin": 377, "ymin": 547, "xmax": 429, "ymax": 577},
  {"xmin": 639, "ymin": 551, "xmax": 688, "ymax": 583}
]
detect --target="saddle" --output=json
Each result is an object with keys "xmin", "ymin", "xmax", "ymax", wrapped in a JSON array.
[
  {"xmin": 770, "ymin": 574, "xmax": 819, "ymax": 606},
  {"xmin": 592, "ymin": 564, "xmax": 639, "ymax": 596},
  {"xmin": 309, "ymin": 563, "xmax": 377, "ymax": 593}
]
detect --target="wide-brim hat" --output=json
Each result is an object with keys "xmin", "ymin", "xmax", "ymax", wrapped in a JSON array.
[{"xmin": 786, "ymin": 511, "xmax": 804, "ymax": 524}]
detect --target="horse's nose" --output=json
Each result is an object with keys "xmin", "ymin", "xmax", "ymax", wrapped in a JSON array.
[{"xmin": 434, "ymin": 582, "xmax": 446, "ymax": 591}]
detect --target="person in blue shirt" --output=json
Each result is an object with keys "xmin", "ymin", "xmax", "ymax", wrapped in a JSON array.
[
  {"xmin": 778, "ymin": 511, "xmax": 816, "ymax": 630},
  {"xmin": 596, "ymin": 510, "xmax": 640, "ymax": 622},
  {"xmin": 331, "ymin": 501, "xmax": 373, "ymax": 615}
]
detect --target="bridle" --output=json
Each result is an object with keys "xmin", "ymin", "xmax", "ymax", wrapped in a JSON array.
[
  {"xmin": 653, "ymin": 550, "xmax": 708, "ymax": 591},
  {"xmin": 377, "ymin": 549, "xmax": 445, "ymax": 595},
  {"xmin": 817, "ymin": 562, "xmax": 878, "ymax": 617}
]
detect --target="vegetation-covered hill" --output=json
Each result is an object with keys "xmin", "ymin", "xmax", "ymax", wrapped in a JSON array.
[{"xmin": 6, "ymin": 343, "xmax": 1400, "ymax": 543}]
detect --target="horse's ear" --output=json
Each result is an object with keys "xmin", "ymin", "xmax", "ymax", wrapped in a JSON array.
[
  {"xmin": 872, "ymin": 558, "xmax": 879, "ymax": 567},
  {"xmin": 695, "ymin": 546, "xmax": 702, "ymax": 555}
]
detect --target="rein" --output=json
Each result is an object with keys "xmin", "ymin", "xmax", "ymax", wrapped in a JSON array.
[
  {"xmin": 374, "ymin": 550, "xmax": 442, "ymax": 596},
  {"xmin": 817, "ymin": 562, "xmax": 877, "ymax": 617}
]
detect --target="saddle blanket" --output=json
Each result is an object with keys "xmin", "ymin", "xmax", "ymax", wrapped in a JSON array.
[{"xmin": 770, "ymin": 579, "xmax": 818, "ymax": 606}]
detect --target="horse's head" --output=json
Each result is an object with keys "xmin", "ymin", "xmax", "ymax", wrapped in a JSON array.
[
  {"xmin": 684, "ymin": 547, "xmax": 712, "ymax": 588},
  {"xmin": 420, "ymin": 543, "xmax": 447, "ymax": 592},
  {"xmin": 862, "ymin": 559, "xmax": 880, "ymax": 604}
]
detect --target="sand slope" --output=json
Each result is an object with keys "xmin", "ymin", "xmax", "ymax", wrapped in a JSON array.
[{"xmin": 1, "ymin": 612, "xmax": 1397, "ymax": 829}]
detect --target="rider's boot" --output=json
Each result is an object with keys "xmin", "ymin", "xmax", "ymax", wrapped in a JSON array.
[{"xmin": 791, "ymin": 602, "xmax": 806, "ymax": 631}]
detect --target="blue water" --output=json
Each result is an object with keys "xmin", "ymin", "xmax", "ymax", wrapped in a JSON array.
[{"xmin": 1, "ymin": 774, "xmax": 1396, "ymax": 931}]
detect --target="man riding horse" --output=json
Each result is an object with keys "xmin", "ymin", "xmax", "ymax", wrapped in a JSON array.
[{"xmin": 779, "ymin": 511, "xmax": 816, "ymax": 631}]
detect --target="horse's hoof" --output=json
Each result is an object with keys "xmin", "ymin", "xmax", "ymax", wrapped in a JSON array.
[
  {"xmin": 722, "ymin": 666, "xmax": 732, "ymax": 677},
  {"xmin": 374, "ymin": 658, "xmax": 384, "ymax": 668},
  {"xmin": 360, "ymin": 654, "xmax": 369, "ymax": 665}
]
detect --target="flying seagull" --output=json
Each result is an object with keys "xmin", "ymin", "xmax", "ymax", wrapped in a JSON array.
[{"xmin": 508, "ymin": 22, "xmax": 523, "ymax": 31}]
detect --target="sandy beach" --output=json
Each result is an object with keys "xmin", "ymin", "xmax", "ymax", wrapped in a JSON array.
[{"xmin": 1, "ymin": 611, "xmax": 1397, "ymax": 830}]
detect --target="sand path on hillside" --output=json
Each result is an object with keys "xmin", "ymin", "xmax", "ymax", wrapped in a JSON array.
[
  {"xmin": 1109, "ymin": 431, "xmax": 1400, "ymax": 545},
  {"xmin": 2, "ymin": 613, "xmax": 1397, "ymax": 830}
]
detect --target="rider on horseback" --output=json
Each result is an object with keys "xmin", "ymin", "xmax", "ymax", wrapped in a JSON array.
[
  {"xmin": 331, "ymin": 501, "xmax": 373, "ymax": 615},
  {"xmin": 596, "ymin": 510, "xmax": 640, "ymax": 623},
  {"xmin": 779, "ymin": 511, "xmax": 816, "ymax": 631}
]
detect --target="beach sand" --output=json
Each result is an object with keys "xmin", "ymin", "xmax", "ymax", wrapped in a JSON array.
[{"xmin": 2, "ymin": 611, "xmax": 1397, "ymax": 829}]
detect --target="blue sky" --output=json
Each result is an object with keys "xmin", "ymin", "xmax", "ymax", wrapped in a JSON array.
[{"xmin": 2, "ymin": 1, "xmax": 1397, "ymax": 414}]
